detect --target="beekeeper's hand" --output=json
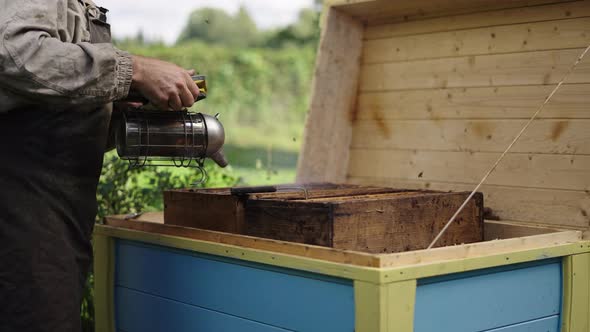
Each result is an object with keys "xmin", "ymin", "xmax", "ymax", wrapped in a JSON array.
[{"xmin": 130, "ymin": 55, "xmax": 200, "ymax": 110}]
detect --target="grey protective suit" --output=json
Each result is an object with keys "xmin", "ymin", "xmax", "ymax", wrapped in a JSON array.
[
  {"xmin": 0, "ymin": 0, "xmax": 132, "ymax": 111},
  {"xmin": 0, "ymin": 0, "xmax": 132, "ymax": 331}
]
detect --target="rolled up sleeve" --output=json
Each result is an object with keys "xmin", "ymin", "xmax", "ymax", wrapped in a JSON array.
[{"xmin": 0, "ymin": 0, "xmax": 133, "ymax": 107}]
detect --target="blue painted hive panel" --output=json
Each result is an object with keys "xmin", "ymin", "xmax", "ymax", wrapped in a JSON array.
[
  {"xmin": 413, "ymin": 259, "xmax": 562, "ymax": 332},
  {"xmin": 114, "ymin": 240, "xmax": 355, "ymax": 332},
  {"xmin": 485, "ymin": 316, "xmax": 560, "ymax": 331},
  {"xmin": 116, "ymin": 287, "xmax": 291, "ymax": 332}
]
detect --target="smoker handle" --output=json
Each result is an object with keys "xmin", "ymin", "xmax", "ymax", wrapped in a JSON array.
[
  {"xmin": 124, "ymin": 75, "xmax": 207, "ymax": 104},
  {"xmin": 124, "ymin": 90, "xmax": 207, "ymax": 104}
]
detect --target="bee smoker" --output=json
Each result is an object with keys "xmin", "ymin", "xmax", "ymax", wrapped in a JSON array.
[{"xmin": 115, "ymin": 76, "xmax": 228, "ymax": 175}]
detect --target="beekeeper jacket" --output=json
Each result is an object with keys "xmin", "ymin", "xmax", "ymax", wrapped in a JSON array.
[
  {"xmin": 0, "ymin": 0, "xmax": 131, "ymax": 331},
  {"xmin": 0, "ymin": 0, "xmax": 133, "ymax": 111}
]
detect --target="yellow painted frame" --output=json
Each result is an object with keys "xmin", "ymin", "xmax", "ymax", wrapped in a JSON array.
[
  {"xmin": 562, "ymin": 253, "xmax": 590, "ymax": 332},
  {"xmin": 94, "ymin": 233, "xmax": 115, "ymax": 332},
  {"xmin": 94, "ymin": 225, "xmax": 590, "ymax": 331},
  {"xmin": 355, "ymin": 280, "xmax": 416, "ymax": 332}
]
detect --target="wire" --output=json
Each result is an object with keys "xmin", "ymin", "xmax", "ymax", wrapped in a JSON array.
[{"xmin": 427, "ymin": 45, "xmax": 590, "ymax": 250}]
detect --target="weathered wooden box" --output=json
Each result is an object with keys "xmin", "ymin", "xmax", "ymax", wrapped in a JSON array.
[
  {"xmin": 95, "ymin": 1, "xmax": 590, "ymax": 331},
  {"xmin": 164, "ymin": 185, "xmax": 484, "ymax": 253},
  {"xmin": 162, "ymin": 183, "xmax": 377, "ymax": 233}
]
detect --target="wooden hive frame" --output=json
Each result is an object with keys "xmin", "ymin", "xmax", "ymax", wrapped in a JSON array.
[{"xmin": 297, "ymin": 0, "xmax": 590, "ymax": 238}]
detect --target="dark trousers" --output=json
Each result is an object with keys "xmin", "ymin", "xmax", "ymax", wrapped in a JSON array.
[{"xmin": 0, "ymin": 107, "xmax": 109, "ymax": 332}]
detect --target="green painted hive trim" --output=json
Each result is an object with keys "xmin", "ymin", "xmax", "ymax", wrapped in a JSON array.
[
  {"xmin": 104, "ymin": 215, "xmax": 583, "ymax": 270},
  {"xmin": 95, "ymin": 225, "xmax": 590, "ymax": 284}
]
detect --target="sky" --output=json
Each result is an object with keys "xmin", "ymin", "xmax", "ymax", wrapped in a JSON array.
[{"xmin": 98, "ymin": 0, "xmax": 315, "ymax": 44}]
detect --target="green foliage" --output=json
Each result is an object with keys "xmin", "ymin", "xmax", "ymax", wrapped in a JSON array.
[
  {"xmin": 116, "ymin": 41, "xmax": 316, "ymax": 130},
  {"xmin": 263, "ymin": 9, "xmax": 320, "ymax": 49},
  {"xmin": 177, "ymin": 7, "xmax": 260, "ymax": 48},
  {"xmin": 96, "ymin": 152, "xmax": 239, "ymax": 219},
  {"xmin": 81, "ymin": 274, "xmax": 94, "ymax": 332},
  {"xmin": 175, "ymin": 5, "xmax": 321, "ymax": 50}
]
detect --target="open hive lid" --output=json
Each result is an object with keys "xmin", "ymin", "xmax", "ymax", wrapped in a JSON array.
[{"xmin": 296, "ymin": 0, "xmax": 590, "ymax": 236}]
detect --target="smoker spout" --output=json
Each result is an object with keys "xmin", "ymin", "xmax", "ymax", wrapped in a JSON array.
[{"xmin": 210, "ymin": 148, "xmax": 228, "ymax": 168}]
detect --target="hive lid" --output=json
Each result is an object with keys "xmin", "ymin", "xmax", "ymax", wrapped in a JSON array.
[{"xmin": 297, "ymin": 0, "xmax": 590, "ymax": 232}]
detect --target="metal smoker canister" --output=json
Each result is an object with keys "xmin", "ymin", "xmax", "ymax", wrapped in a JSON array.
[{"xmin": 116, "ymin": 110, "xmax": 228, "ymax": 168}]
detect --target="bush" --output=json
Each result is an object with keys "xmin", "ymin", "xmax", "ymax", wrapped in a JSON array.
[
  {"xmin": 82, "ymin": 152, "xmax": 239, "ymax": 331},
  {"xmin": 96, "ymin": 152, "xmax": 239, "ymax": 217}
]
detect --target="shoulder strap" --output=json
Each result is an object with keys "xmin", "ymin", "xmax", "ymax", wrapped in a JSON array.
[{"xmin": 77, "ymin": 0, "xmax": 108, "ymax": 22}]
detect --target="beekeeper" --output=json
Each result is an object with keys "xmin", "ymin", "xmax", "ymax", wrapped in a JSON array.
[{"xmin": 0, "ymin": 1, "xmax": 200, "ymax": 330}]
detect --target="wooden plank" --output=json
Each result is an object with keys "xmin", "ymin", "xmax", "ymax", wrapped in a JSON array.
[
  {"xmin": 330, "ymin": 192, "xmax": 483, "ymax": 253},
  {"xmin": 561, "ymin": 253, "xmax": 590, "ymax": 332},
  {"xmin": 132, "ymin": 211, "xmax": 164, "ymax": 223},
  {"xmin": 163, "ymin": 185, "xmax": 407, "ymax": 230},
  {"xmin": 116, "ymin": 240, "xmax": 355, "ymax": 331},
  {"xmin": 354, "ymin": 280, "xmax": 416, "ymax": 332},
  {"xmin": 356, "ymin": 84, "xmax": 590, "ymax": 120},
  {"xmin": 485, "ymin": 220, "xmax": 566, "ymax": 240},
  {"xmin": 378, "ymin": 231, "xmax": 582, "ymax": 268},
  {"xmin": 116, "ymin": 287, "xmax": 295, "ymax": 332},
  {"xmin": 354, "ymin": 281, "xmax": 388, "ymax": 332},
  {"xmin": 164, "ymin": 190, "xmax": 245, "ymax": 232},
  {"xmin": 381, "ymin": 241, "xmax": 590, "ymax": 283},
  {"xmin": 93, "ymin": 234, "xmax": 115, "ymax": 332},
  {"xmin": 562, "ymin": 255, "xmax": 575, "ymax": 332},
  {"xmin": 97, "ymin": 222, "xmax": 587, "ymax": 278},
  {"xmin": 96, "ymin": 224, "xmax": 384, "ymax": 283},
  {"xmin": 569, "ymin": 253, "xmax": 590, "ymax": 332},
  {"xmin": 385, "ymin": 280, "xmax": 416, "ymax": 332},
  {"xmin": 351, "ymin": 119, "xmax": 590, "ymax": 154},
  {"xmin": 348, "ymin": 176, "xmax": 590, "ymax": 229},
  {"xmin": 296, "ymin": 8, "xmax": 363, "ymax": 183},
  {"xmin": 104, "ymin": 216, "xmax": 576, "ymax": 268},
  {"xmin": 414, "ymin": 260, "xmax": 562, "ymax": 332},
  {"xmin": 243, "ymin": 191, "xmax": 483, "ymax": 253},
  {"xmin": 485, "ymin": 316, "xmax": 559, "ymax": 332},
  {"xmin": 330, "ymin": 0, "xmax": 573, "ymax": 24},
  {"xmin": 360, "ymin": 48, "xmax": 590, "ymax": 92},
  {"xmin": 348, "ymin": 149, "xmax": 590, "ymax": 191},
  {"xmin": 365, "ymin": 1, "xmax": 590, "ymax": 39},
  {"xmin": 244, "ymin": 200, "xmax": 335, "ymax": 247},
  {"xmin": 364, "ymin": 17, "xmax": 590, "ymax": 64},
  {"xmin": 104, "ymin": 215, "xmax": 382, "ymax": 267},
  {"xmin": 250, "ymin": 185, "xmax": 406, "ymax": 200}
]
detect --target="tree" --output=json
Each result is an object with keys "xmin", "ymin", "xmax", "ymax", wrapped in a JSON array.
[
  {"xmin": 263, "ymin": 8, "xmax": 320, "ymax": 49},
  {"xmin": 177, "ymin": 7, "xmax": 260, "ymax": 48}
]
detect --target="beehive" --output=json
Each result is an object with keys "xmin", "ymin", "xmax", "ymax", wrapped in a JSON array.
[
  {"xmin": 95, "ymin": 1, "xmax": 590, "ymax": 331},
  {"xmin": 163, "ymin": 185, "xmax": 484, "ymax": 253}
]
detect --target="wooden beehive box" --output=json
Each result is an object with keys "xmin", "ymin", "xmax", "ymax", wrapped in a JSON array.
[
  {"xmin": 297, "ymin": 0, "xmax": 590, "ymax": 236},
  {"xmin": 164, "ymin": 184, "xmax": 483, "ymax": 253}
]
